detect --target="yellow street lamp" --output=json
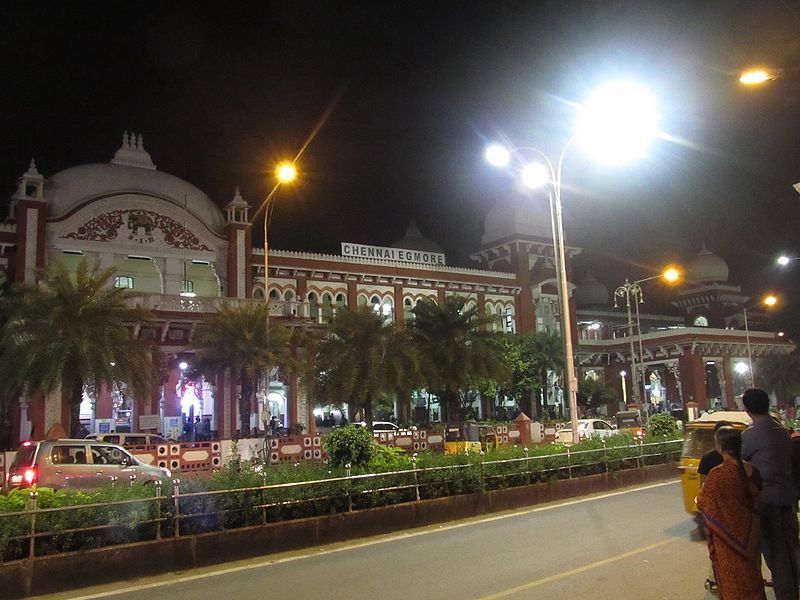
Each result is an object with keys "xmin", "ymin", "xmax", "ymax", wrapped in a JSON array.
[
  {"xmin": 276, "ymin": 162, "xmax": 297, "ymax": 184},
  {"xmin": 743, "ymin": 294, "xmax": 779, "ymax": 387},
  {"xmin": 738, "ymin": 68, "xmax": 781, "ymax": 85}
]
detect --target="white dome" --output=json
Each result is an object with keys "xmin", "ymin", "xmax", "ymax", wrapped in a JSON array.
[
  {"xmin": 391, "ymin": 222, "xmax": 443, "ymax": 253},
  {"xmin": 574, "ymin": 274, "xmax": 609, "ymax": 308},
  {"xmin": 687, "ymin": 246, "xmax": 729, "ymax": 283},
  {"xmin": 43, "ymin": 134, "xmax": 226, "ymax": 235},
  {"xmin": 482, "ymin": 193, "xmax": 552, "ymax": 246}
]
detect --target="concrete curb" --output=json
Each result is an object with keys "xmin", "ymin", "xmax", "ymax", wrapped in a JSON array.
[{"xmin": 0, "ymin": 463, "xmax": 677, "ymax": 597}]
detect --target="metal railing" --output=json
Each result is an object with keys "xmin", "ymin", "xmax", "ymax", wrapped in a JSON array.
[{"xmin": 0, "ymin": 439, "xmax": 681, "ymax": 561}]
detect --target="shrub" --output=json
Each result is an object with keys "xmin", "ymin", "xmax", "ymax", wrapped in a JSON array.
[
  {"xmin": 323, "ymin": 425, "xmax": 374, "ymax": 468},
  {"xmin": 369, "ymin": 444, "xmax": 411, "ymax": 472},
  {"xmin": 647, "ymin": 413, "xmax": 677, "ymax": 437}
]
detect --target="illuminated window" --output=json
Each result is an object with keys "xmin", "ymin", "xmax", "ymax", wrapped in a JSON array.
[
  {"xmin": 114, "ymin": 275, "xmax": 134, "ymax": 289},
  {"xmin": 693, "ymin": 315, "xmax": 708, "ymax": 327},
  {"xmin": 181, "ymin": 280, "xmax": 194, "ymax": 294}
]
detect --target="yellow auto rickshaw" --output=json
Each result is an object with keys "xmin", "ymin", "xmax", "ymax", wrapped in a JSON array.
[{"xmin": 679, "ymin": 411, "xmax": 751, "ymax": 514}]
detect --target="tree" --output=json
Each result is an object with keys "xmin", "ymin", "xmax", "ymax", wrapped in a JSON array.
[
  {"xmin": 193, "ymin": 302, "xmax": 290, "ymax": 437},
  {"xmin": 758, "ymin": 353, "xmax": 800, "ymax": 409},
  {"xmin": 408, "ymin": 296, "xmax": 507, "ymax": 422},
  {"xmin": 527, "ymin": 331, "xmax": 565, "ymax": 419},
  {"xmin": 0, "ymin": 259, "xmax": 153, "ymax": 437},
  {"xmin": 577, "ymin": 377, "xmax": 618, "ymax": 416},
  {"xmin": 316, "ymin": 306, "xmax": 416, "ymax": 428}
]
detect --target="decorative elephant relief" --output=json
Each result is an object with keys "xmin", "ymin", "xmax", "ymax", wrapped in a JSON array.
[{"xmin": 127, "ymin": 211, "xmax": 155, "ymax": 242}]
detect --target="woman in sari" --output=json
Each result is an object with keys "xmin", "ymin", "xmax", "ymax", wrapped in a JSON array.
[{"xmin": 696, "ymin": 426, "xmax": 765, "ymax": 599}]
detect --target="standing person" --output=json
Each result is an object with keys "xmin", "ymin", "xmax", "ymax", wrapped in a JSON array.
[
  {"xmin": 741, "ymin": 388, "xmax": 799, "ymax": 600},
  {"xmin": 693, "ymin": 421, "xmax": 730, "ymax": 545},
  {"xmin": 697, "ymin": 426, "xmax": 766, "ymax": 599}
]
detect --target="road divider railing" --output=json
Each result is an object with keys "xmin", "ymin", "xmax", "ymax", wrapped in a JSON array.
[{"xmin": 0, "ymin": 438, "xmax": 682, "ymax": 562}]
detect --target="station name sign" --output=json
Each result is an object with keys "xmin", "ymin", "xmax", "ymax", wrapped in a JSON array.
[{"xmin": 341, "ymin": 242, "xmax": 446, "ymax": 266}]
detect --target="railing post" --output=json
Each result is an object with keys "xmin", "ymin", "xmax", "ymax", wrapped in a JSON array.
[
  {"xmin": 172, "ymin": 478, "xmax": 181, "ymax": 537},
  {"xmin": 110, "ymin": 475, "xmax": 118, "ymax": 488},
  {"xmin": 27, "ymin": 490, "xmax": 38, "ymax": 560},
  {"xmin": 602, "ymin": 439, "xmax": 608, "ymax": 474},
  {"xmin": 412, "ymin": 453, "xmax": 420, "ymax": 502},
  {"xmin": 345, "ymin": 463, "xmax": 353, "ymax": 512},
  {"xmin": 637, "ymin": 439, "xmax": 643, "ymax": 471},
  {"xmin": 129, "ymin": 474, "xmax": 137, "ymax": 487},
  {"xmin": 479, "ymin": 451, "xmax": 486, "ymax": 490},
  {"xmin": 154, "ymin": 480, "xmax": 163, "ymax": 541},
  {"xmin": 567, "ymin": 445, "xmax": 572, "ymax": 479},
  {"xmin": 260, "ymin": 483, "xmax": 267, "ymax": 525},
  {"xmin": 524, "ymin": 447, "xmax": 531, "ymax": 485}
]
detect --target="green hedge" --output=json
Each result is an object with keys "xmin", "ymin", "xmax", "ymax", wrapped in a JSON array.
[{"xmin": 0, "ymin": 434, "xmax": 681, "ymax": 561}]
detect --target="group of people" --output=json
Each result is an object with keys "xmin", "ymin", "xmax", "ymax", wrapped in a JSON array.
[
  {"xmin": 180, "ymin": 416, "xmax": 213, "ymax": 442},
  {"xmin": 696, "ymin": 388, "xmax": 800, "ymax": 599}
]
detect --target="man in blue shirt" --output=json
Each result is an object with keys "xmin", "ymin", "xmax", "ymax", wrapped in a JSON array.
[{"xmin": 742, "ymin": 388, "xmax": 799, "ymax": 600}]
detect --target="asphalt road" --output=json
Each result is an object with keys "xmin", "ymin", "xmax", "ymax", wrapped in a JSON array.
[{"xmin": 32, "ymin": 479, "xmax": 777, "ymax": 600}]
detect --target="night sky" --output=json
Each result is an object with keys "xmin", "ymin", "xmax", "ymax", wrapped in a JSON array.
[{"xmin": 2, "ymin": 1, "xmax": 799, "ymax": 333}]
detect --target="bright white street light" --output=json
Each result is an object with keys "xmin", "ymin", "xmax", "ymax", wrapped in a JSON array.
[
  {"xmin": 576, "ymin": 80, "xmax": 660, "ymax": 165},
  {"xmin": 521, "ymin": 163, "xmax": 549, "ymax": 188},
  {"xmin": 179, "ymin": 361, "xmax": 188, "ymax": 371},
  {"xmin": 778, "ymin": 255, "xmax": 794, "ymax": 266},
  {"xmin": 484, "ymin": 144, "xmax": 511, "ymax": 167},
  {"xmin": 734, "ymin": 362, "xmax": 749, "ymax": 375}
]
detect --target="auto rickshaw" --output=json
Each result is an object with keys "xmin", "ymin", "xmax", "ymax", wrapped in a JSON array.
[
  {"xmin": 444, "ymin": 422, "xmax": 483, "ymax": 454},
  {"xmin": 679, "ymin": 411, "xmax": 751, "ymax": 514}
]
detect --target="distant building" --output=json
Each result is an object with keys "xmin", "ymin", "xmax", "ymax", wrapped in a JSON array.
[{"xmin": 0, "ymin": 134, "xmax": 792, "ymax": 443}]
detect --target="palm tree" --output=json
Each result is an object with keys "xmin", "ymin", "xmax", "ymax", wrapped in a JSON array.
[
  {"xmin": 527, "ymin": 331, "xmax": 565, "ymax": 419},
  {"xmin": 193, "ymin": 302, "xmax": 290, "ymax": 437},
  {"xmin": 407, "ymin": 296, "xmax": 507, "ymax": 422},
  {"xmin": 316, "ymin": 306, "xmax": 416, "ymax": 427},
  {"xmin": 758, "ymin": 353, "xmax": 800, "ymax": 409},
  {"xmin": 0, "ymin": 259, "xmax": 154, "ymax": 437}
]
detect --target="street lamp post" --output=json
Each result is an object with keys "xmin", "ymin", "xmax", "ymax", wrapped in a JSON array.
[
  {"xmin": 741, "ymin": 294, "xmax": 778, "ymax": 388},
  {"xmin": 485, "ymin": 80, "xmax": 660, "ymax": 444},
  {"xmin": 620, "ymin": 370, "xmax": 628, "ymax": 405},
  {"xmin": 252, "ymin": 161, "xmax": 297, "ymax": 315},
  {"xmin": 614, "ymin": 268, "xmax": 679, "ymax": 419}
]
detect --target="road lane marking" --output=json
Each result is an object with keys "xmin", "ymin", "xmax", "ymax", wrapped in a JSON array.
[
  {"xmin": 55, "ymin": 480, "xmax": 680, "ymax": 600},
  {"xmin": 477, "ymin": 538, "xmax": 679, "ymax": 599}
]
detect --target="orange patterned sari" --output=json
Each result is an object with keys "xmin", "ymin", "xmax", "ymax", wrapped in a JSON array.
[{"xmin": 697, "ymin": 459, "xmax": 766, "ymax": 599}]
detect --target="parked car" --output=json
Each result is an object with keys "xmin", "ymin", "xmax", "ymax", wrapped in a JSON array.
[
  {"xmin": 555, "ymin": 419, "xmax": 618, "ymax": 444},
  {"xmin": 4, "ymin": 439, "xmax": 171, "ymax": 491},
  {"xmin": 355, "ymin": 421, "xmax": 400, "ymax": 432},
  {"xmin": 85, "ymin": 433, "xmax": 168, "ymax": 446}
]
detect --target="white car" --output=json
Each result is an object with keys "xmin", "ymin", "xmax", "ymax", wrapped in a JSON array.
[
  {"xmin": 355, "ymin": 421, "xmax": 400, "ymax": 432},
  {"xmin": 556, "ymin": 419, "xmax": 618, "ymax": 444}
]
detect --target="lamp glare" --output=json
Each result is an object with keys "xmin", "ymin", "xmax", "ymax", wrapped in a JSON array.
[
  {"xmin": 276, "ymin": 162, "xmax": 297, "ymax": 183},
  {"xmin": 662, "ymin": 267, "xmax": 680, "ymax": 283},
  {"xmin": 576, "ymin": 80, "xmax": 660, "ymax": 166},
  {"xmin": 485, "ymin": 144, "xmax": 511, "ymax": 167},
  {"xmin": 778, "ymin": 255, "xmax": 791, "ymax": 266},
  {"xmin": 521, "ymin": 163, "xmax": 549, "ymax": 189}
]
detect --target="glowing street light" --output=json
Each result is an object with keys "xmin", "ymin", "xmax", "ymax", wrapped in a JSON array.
[
  {"xmin": 742, "ymin": 294, "xmax": 780, "ymax": 387},
  {"xmin": 738, "ymin": 68, "xmax": 781, "ymax": 85},
  {"xmin": 777, "ymin": 254, "xmax": 799, "ymax": 267},
  {"xmin": 485, "ymin": 79, "xmax": 660, "ymax": 444},
  {"xmin": 276, "ymin": 162, "xmax": 297, "ymax": 183}
]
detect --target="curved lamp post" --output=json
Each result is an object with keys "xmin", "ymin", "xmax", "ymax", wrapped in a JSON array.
[
  {"xmin": 251, "ymin": 161, "xmax": 297, "ymax": 314},
  {"xmin": 613, "ymin": 267, "xmax": 680, "ymax": 418},
  {"xmin": 742, "ymin": 294, "xmax": 778, "ymax": 388},
  {"xmin": 485, "ymin": 80, "xmax": 660, "ymax": 444}
]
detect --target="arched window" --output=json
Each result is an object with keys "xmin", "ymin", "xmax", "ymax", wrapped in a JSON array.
[
  {"xmin": 253, "ymin": 288, "xmax": 265, "ymax": 299},
  {"xmin": 114, "ymin": 275, "xmax": 134, "ymax": 289},
  {"xmin": 404, "ymin": 297, "xmax": 414, "ymax": 321},
  {"xmin": 308, "ymin": 292, "xmax": 319, "ymax": 321},
  {"xmin": 322, "ymin": 293, "xmax": 334, "ymax": 322},
  {"xmin": 269, "ymin": 289, "xmax": 279, "ymax": 300},
  {"xmin": 335, "ymin": 293, "xmax": 346, "ymax": 306},
  {"xmin": 504, "ymin": 306, "xmax": 515, "ymax": 333},
  {"xmin": 284, "ymin": 290, "xmax": 295, "ymax": 301}
]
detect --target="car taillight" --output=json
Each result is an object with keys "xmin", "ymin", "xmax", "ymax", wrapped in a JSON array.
[{"xmin": 23, "ymin": 467, "xmax": 37, "ymax": 485}]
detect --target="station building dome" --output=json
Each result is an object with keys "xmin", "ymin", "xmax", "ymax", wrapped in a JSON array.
[
  {"xmin": 687, "ymin": 245, "xmax": 729, "ymax": 283},
  {"xmin": 574, "ymin": 273, "xmax": 609, "ymax": 308},
  {"xmin": 43, "ymin": 132, "xmax": 226, "ymax": 235},
  {"xmin": 391, "ymin": 222, "xmax": 444, "ymax": 254}
]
